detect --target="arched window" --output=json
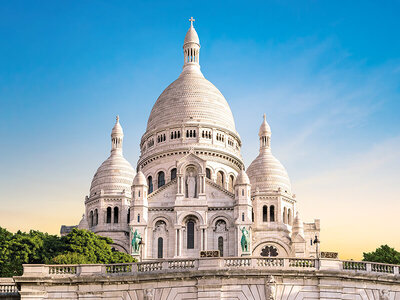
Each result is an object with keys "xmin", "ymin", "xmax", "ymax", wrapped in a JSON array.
[
  {"xmin": 218, "ymin": 236, "xmax": 224, "ymax": 257},
  {"xmin": 158, "ymin": 237, "xmax": 163, "ymax": 258},
  {"xmin": 187, "ymin": 220, "xmax": 194, "ymax": 249},
  {"xmin": 242, "ymin": 213, "xmax": 245, "ymax": 222},
  {"xmin": 114, "ymin": 207, "xmax": 119, "ymax": 224},
  {"xmin": 148, "ymin": 176, "xmax": 153, "ymax": 193},
  {"xmin": 283, "ymin": 207, "xmax": 287, "ymax": 224},
  {"xmin": 127, "ymin": 208, "xmax": 130, "ymax": 224},
  {"xmin": 170, "ymin": 168, "xmax": 177, "ymax": 180},
  {"xmin": 158, "ymin": 171, "xmax": 165, "ymax": 188},
  {"xmin": 206, "ymin": 168, "xmax": 211, "ymax": 179},
  {"xmin": 94, "ymin": 209, "xmax": 98, "ymax": 225},
  {"xmin": 263, "ymin": 206, "xmax": 268, "ymax": 222},
  {"xmin": 270, "ymin": 205, "xmax": 275, "ymax": 222},
  {"xmin": 229, "ymin": 175, "xmax": 234, "ymax": 192},
  {"xmin": 288, "ymin": 208, "xmax": 292, "ymax": 225},
  {"xmin": 137, "ymin": 214, "xmax": 140, "ymax": 223},
  {"xmin": 217, "ymin": 171, "xmax": 224, "ymax": 187},
  {"xmin": 89, "ymin": 211, "xmax": 94, "ymax": 227},
  {"xmin": 106, "ymin": 207, "xmax": 112, "ymax": 224}
]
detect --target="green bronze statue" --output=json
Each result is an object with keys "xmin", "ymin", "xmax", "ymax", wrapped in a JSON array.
[
  {"xmin": 240, "ymin": 227, "xmax": 250, "ymax": 253},
  {"xmin": 131, "ymin": 228, "xmax": 142, "ymax": 254}
]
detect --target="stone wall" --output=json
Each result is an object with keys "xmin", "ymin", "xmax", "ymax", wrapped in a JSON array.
[{"xmin": 14, "ymin": 258, "xmax": 400, "ymax": 299}]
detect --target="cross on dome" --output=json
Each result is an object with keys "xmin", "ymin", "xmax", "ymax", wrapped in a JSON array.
[{"xmin": 189, "ymin": 17, "xmax": 195, "ymax": 27}]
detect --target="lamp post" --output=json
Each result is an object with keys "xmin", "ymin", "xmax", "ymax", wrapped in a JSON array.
[{"xmin": 313, "ymin": 234, "xmax": 320, "ymax": 259}]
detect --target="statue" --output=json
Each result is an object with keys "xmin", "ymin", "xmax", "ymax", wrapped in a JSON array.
[
  {"xmin": 144, "ymin": 288, "xmax": 154, "ymax": 300},
  {"xmin": 131, "ymin": 228, "xmax": 141, "ymax": 254},
  {"xmin": 186, "ymin": 172, "xmax": 196, "ymax": 198},
  {"xmin": 379, "ymin": 289, "xmax": 390, "ymax": 300},
  {"xmin": 265, "ymin": 275, "xmax": 276, "ymax": 300},
  {"xmin": 240, "ymin": 227, "xmax": 250, "ymax": 253}
]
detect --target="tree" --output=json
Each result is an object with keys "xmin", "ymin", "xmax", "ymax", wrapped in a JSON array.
[
  {"xmin": 51, "ymin": 228, "xmax": 134, "ymax": 264},
  {"xmin": 363, "ymin": 245, "xmax": 400, "ymax": 264},
  {"xmin": 0, "ymin": 227, "xmax": 134, "ymax": 277}
]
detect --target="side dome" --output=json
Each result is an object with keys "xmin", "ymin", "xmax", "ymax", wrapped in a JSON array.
[
  {"xmin": 89, "ymin": 117, "xmax": 135, "ymax": 197},
  {"xmin": 235, "ymin": 169, "xmax": 250, "ymax": 185},
  {"xmin": 132, "ymin": 170, "xmax": 147, "ymax": 186},
  {"xmin": 247, "ymin": 115, "xmax": 292, "ymax": 194}
]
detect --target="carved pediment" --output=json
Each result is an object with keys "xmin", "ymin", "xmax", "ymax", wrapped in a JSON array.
[
  {"xmin": 148, "ymin": 180, "xmax": 177, "ymax": 203},
  {"xmin": 177, "ymin": 152, "xmax": 206, "ymax": 174},
  {"xmin": 205, "ymin": 180, "xmax": 235, "ymax": 201}
]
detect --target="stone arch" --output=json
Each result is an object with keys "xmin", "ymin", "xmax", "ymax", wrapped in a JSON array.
[
  {"xmin": 205, "ymin": 165, "xmax": 216, "ymax": 180},
  {"xmin": 178, "ymin": 211, "xmax": 205, "ymax": 226},
  {"xmin": 149, "ymin": 214, "xmax": 174, "ymax": 230},
  {"xmin": 209, "ymin": 212, "xmax": 234, "ymax": 228},
  {"xmin": 111, "ymin": 241, "xmax": 129, "ymax": 254},
  {"xmin": 252, "ymin": 238, "xmax": 291, "ymax": 257},
  {"xmin": 215, "ymin": 168, "xmax": 227, "ymax": 188},
  {"xmin": 167, "ymin": 165, "xmax": 178, "ymax": 181},
  {"xmin": 177, "ymin": 159, "xmax": 204, "ymax": 175}
]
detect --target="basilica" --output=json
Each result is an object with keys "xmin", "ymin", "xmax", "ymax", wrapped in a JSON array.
[{"xmin": 65, "ymin": 19, "xmax": 320, "ymax": 260}]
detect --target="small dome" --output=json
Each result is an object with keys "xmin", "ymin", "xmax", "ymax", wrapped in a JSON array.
[
  {"xmin": 133, "ymin": 170, "xmax": 147, "ymax": 186},
  {"xmin": 247, "ymin": 150, "xmax": 291, "ymax": 194},
  {"xmin": 259, "ymin": 114, "xmax": 271, "ymax": 136},
  {"xmin": 184, "ymin": 26, "xmax": 199, "ymax": 45},
  {"xmin": 111, "ymin": 115, "xmax": 123, "ymax": 137},
  {"xmin": 90, "ymin": 153, "xmax": 135, "ymax": 197},
  {"xmin": 235, "ymin": 169, "xmax": 250, "ymax": 185},
  {"xmin": 77, "ymin": 214, "xmax": 89, "ymax": 230},
  {"xmin": 248, "ymin": 115, "xmax": 291, "ymax": 194},
  {"xmin": 184, "ymin": 18, "xmax": 199, "ymax": 45},
  {"xmin": 292, "ymin": 212, "xmax": 305, "ymax": 239}
]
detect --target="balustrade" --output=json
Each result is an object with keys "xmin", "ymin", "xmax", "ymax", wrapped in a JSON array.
[
  {"xmin": 257, "ymin": 257, "xmax": 284, "ymax": 267},
  {"xmin": 0, "ymin": 284, "xmax": 18, "ymax": 293},
  {"xmin": 289, "ymin": 258, "xmax": 315, "ymax": 268},
  {"xmin": 49, "ymin": 265, "xmax": 77, "ymax": 274},
  {"xmin": 106, "ymin": 264, "xmax": 133, "ymax": 274},
  {"xmin": 137, "ymin": 261, "xmax": 162, "ymax": 272},
  {"xmin": 224, "ymin": 258, "xmax": 251, "ymax": 267},
  {"xmin": 342, "ymin": 261, "xmax": 367, "ymax": 271},
  {"xmin": 168, "ymin": 259, "xmax": 196, "ymax": 269},
  {"xmin": 13, "ymin": 257, "xmax": 400, "ymax": 279}
]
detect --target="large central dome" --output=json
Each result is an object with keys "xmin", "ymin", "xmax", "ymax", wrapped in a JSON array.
[
  {"xmin": 146, "ymin": 71, "xmax": 236, "ymax": 133},
  {"xmin": 138, "ymin": 19, "xmax": 243, "ymax": 173},
  {"xmin": 145, "ymin": 21, "xmax": 237, "ymax": 135}
]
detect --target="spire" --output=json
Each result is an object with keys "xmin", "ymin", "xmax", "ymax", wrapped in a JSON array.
[
  {"xmin": 292, "ymin": 212, "xmax": 305, "ymax": 239},
  {"xmin": 183, "ymin": 17, "xmax": 201, "ymax": 72},
  {"xmin": 111, "ymin": 115, "xmax": 124, "ymax": 154},
  {"xmin": 259, "ymin": 114, "xmax": 271, "ymax": 151}
]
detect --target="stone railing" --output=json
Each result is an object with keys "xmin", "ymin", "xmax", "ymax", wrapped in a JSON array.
[
  {"xmin": 18, "ymin": 257, "xmax": 400, "ymax": 278},
  {"xmin": 0, "ymin": 278, "xmax": 18, "ymax": 295},
  {"xmin": 342, "ymin": 260, "xmax": 399, "ymax": 274}
]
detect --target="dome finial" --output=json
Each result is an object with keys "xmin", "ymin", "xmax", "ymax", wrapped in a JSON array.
[
  {"xmin": 183, "ymin": 17, "xmax": 201, "ymax": 72},
  {"xmin": 259, "ymin": 113, "xmax": 271, "ymax": 151},
  {"xmin": 189, "ymin": 16, "xmax": 195, "ymax": 28},
  {"xmin": 111, "ymin": 116, "xmax": 124, "ymax": 154}
]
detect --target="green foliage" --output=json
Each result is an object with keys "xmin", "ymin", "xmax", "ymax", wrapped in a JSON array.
[
  {"xmin": 363, "ymin": 245, "xmax": 400, "ymax": 264},
  {"xmin": 0, "ymin": 227, "xmax": 134, "ymax": 277}
]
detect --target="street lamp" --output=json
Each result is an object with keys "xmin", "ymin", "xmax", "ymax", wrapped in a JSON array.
[{"xmin": 313, "ymin": 235, "xmax": 320, "ymax": 259}]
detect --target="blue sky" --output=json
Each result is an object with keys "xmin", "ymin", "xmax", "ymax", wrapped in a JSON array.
[{"xmin": 0, "ymin": 1, "xmax": 399, "ymax": 259}]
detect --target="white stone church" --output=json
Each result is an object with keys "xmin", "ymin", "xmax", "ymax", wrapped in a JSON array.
[{"xmin": 63, "ymin": 19, "xmax": 320, "ymax": 260}]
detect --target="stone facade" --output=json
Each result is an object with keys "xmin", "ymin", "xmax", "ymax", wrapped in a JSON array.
[{"xmin": 13, "ymin": 258, "xmax": 400, "ymax": 299}]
